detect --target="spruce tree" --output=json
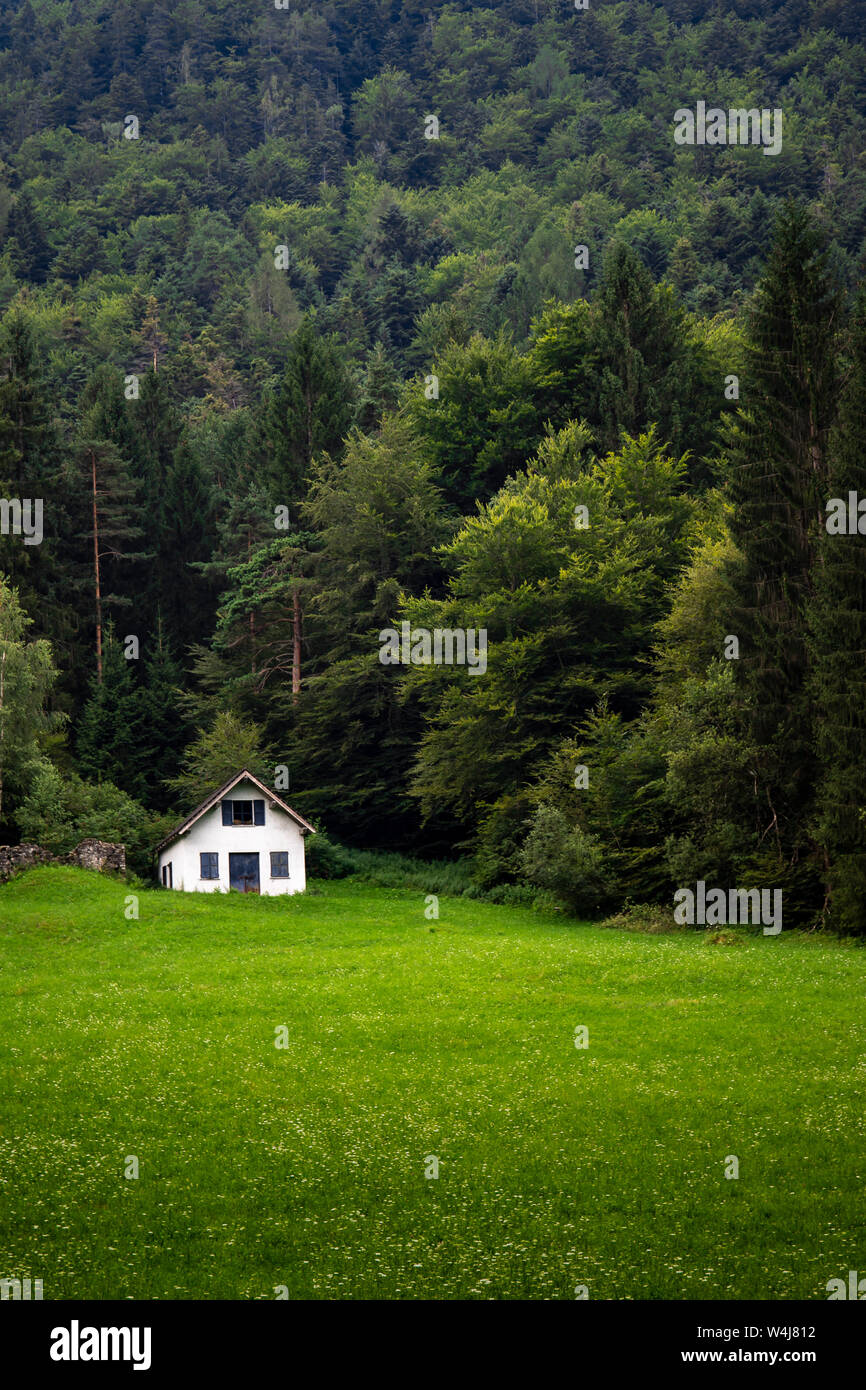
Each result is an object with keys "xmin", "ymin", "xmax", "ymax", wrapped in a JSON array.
[
  {"xmin": 356, "ymin": 341, "xmax": 400, "ymax": 433},
  {"xmin": 157, "ymin": 438, "xmax": 218, "ymax": 660},
  {"xmin": 727, "ymin": 203, "xmax": 842, "ymax": 902},
  {"xmin": 0, "ymin": 573, "xmax": 62, "ymax": 835},
  {"xmin": 0, "ymin": 310, "xmax": 55, "ymax": 492},
  {"xmin": 0, "ymin": 311, "xmax": 75, "ymax": 665},
  {"xmin": 589, "ymin": 240, "xmax": 718, "ymax": 468},
  {"xmin": 262, "ymin": 318, "xmax": 355, "ymax": 517},
  {"xmin": 6, "ymin": 190, "xmax": 52, "ymax": 284},
  {"xmin": 807, "ymin": 290, "xmax": 866, "ymax": 932},
  {"xmin": 192, "ymin": 483, "xmax": 276, "ymax": 683},
  {"xmin": 130, "ymin": 368, "xmax": 182, "ymax": 638},
  {"xmin": 76, "ymin": 632, "xmax": 144, "ymax": 795},
  {"xmin": 70, "ymin": 370, "xmax": 149, "ymax": 682},
  {"xmin": 139, "ymin": 636, "xmax": 191, "ymax": 811}
]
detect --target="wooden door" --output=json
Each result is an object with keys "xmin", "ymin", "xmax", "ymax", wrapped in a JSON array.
[{"xmin": 229, "ymin": 852, "xmax": 260, "ymax": 893}]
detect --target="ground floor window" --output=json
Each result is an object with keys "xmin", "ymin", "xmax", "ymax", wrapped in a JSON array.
[
  {"xmin": 161, "ymin": 862, "xmax": 173, "ymax": 887},
  {"xmin": 270, "ymin": 851, "xmax": 289, "ymax": 878},
  {"xmin": 200, "ymin": 852, "xmax": 219, "ymax": 879}
]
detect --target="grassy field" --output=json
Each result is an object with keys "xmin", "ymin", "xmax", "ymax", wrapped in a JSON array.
[{"xmin": 1, "ymin": 866, "xmax": 864, "ymax": 1301}]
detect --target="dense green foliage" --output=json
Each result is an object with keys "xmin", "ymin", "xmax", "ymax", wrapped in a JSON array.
[{"xmin": 1, "ymin": 2, "xmax": 865, "ymax": 930}]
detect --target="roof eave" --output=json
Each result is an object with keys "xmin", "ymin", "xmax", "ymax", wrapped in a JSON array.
[{"xmin": 153, "ymin": 768, "xmax": 316, "ymax": 852}]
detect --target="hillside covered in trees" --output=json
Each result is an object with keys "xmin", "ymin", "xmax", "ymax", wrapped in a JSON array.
[{"xmin": 1, "ymin": 0, "xmax": 865, "ymax": 931}]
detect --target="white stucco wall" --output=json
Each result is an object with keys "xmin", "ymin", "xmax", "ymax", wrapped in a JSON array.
[{"xmin": 157, "ymin": 779, "xmax": 308, "ymax": 895}]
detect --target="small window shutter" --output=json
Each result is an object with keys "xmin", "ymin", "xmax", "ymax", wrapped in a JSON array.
[
  {"xmin": 253, "ymin": 799, "xmax": 265, "ymax": 825},
  {"xmin": 221, "ymin": 801, "xmax": 232, "ymax": 825}
]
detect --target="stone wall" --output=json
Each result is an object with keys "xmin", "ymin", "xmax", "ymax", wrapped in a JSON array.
[
  {"xmin": 0, "ymin": 843, "xmax": 53, "ymax": 882},
  {"xmin": 0, "ymin": 840, "xmax": 126, "ymax": 884},
  {"xmin": 65, "ymin": 840, "xmax": 126, "ymax": 874}
]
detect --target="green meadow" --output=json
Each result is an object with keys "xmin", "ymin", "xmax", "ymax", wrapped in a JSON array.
[{"xmin": 1, "ymin": 866, "xmax": 864, "ymax": 1301}]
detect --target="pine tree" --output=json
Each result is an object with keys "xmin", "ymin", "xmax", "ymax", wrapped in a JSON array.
[
  {"xmin": 0, "ymin": 309, "xmax": 55, "ymax": 493},
  {"xmin": 808, "ymin": 290, "xmax": 866, "ymax": 932},
  {"xmin": 138, "ymin": 634, "xmax": 191, "ymax": 811},
  {"xmin": 0, "ymin": 310, "xmax": 73, "ymax": 651},
  {"xmin": 76, "ymin": 631, "xmax": 143, "ymax": 794},
  {"xmin": 590, "ymin": 240, "xmax": 718, "ymax": 467},
  {"xmin": 727, "ymin": 203, "xmax": 842, "ymax": 898},
  {"xmin": 6, "ymin": 190, "xmax": 52, "ymax": 284},
  {"xmin": 129, "ymin": 367, "xmax": 182, "ymax": 641},
  {"xmin": 212, "ymin": 530, "xmax": 318, "ymax": 713},
  {"xmin": 193, "ymin": 483, "xmax": 276, "ymax": 682},
  {"xmin": 165, "ymin": 711, "xmax": 269, "ymax": 812},
  {"xmin": 135, "ymin": 294, "xmax": 168, "ymax": 375},
  {"xmin": 355, "ymin": 341, "xmax": 400, "ymax": 433},
  {"xmin": 0, "ymin": 312, "xmax": 87, "ymax": 713},
  {"xmin": 0, "ymin": 573, "xmax": 62, "ymax": 834},
  {"xmin": 262, "ymin": 318, "xmax": 355, "ymax": 517},
  {"xmin": 157, "ymin": 438, "xmax": 218, "ymax": 660},
  {"xmin": 70, "ymin": 369, "xmax": 150, "ymax": 682}
]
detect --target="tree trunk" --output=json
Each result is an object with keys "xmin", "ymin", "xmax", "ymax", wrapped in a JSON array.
[
  {"xmin": 248, "ymin": 529, "xmax": 256, "ymax": 675},
  {"xmin": 91, "ymin": 449, "xmax": 103, "ymax": 684},
  {"xmin": 292, "ymin": 587, "xmax": 301, "ymax": 704},
  {"xmin": 0, "ymin": 644, "xmax": 6, "ymax": 826}
]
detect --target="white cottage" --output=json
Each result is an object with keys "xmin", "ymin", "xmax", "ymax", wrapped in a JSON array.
[{"xmin": 155, "ymin": 770, "xmax": 315, "ymax": 895}]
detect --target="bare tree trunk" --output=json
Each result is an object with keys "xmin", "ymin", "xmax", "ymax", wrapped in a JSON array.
[
  {"xmin": 0, "ymin": 644, "xmax": 6, "ymax": 826},
  {"xmin": 305, "ymin": 384, "xmax": 314, "ymax": 470},
  {"xmin": 248, "ymin": 529, "xmax": 256, "ymax": 676},
  {"xmin": 292, "ymin": 587, "xmax": 301, "ymax": 704},
  {"xmin": 91, "ymin": 449, "xmax": 103, "ymax": 684}
]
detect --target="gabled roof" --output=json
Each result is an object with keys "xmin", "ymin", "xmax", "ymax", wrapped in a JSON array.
[{"xmin": 155, "ymin": 769, "xmax": 316, "ymax": 852}]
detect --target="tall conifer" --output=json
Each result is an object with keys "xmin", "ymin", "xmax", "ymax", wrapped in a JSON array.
[
  {"xmin": 727, "ymin": 204, "xmax": 842, "ymax": 890},
  {"xmin": 807, "ymin": 290, "xmax": 866, "ymax": 931}
]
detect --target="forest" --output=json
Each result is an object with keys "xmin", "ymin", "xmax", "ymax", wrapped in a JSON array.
[{"xmin": 1, "ymin": 0, "xmax": 865, "ymax": 931}]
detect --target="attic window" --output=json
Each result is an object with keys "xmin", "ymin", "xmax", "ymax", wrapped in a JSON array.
[{"xmin": 221, "ymin": 799, "xmax": 265, "ymax": 826}]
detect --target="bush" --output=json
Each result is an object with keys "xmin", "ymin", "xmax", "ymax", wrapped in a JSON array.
[
  {"xmin": 519, "ymin": 803, "xmax": 611, "ymax": 915},
  {"xmin": 16, "ymin": 765, "xmax": 169, "ymax": 878},
  {"xmin": 601, "ymin": 901, "xmax": 679, "ymax": 934},
  {"xmin": 472, "ymin": 793, "xmax": 534, "ymax": 889},
  {"xmin": 480, "ymin": 882, "xmax": 542, "ymax": 908},
  {"xmin": 304, "ymin": 830, "xmax": 357, "ymax": 879}
]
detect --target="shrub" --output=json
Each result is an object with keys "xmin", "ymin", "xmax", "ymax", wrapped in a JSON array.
[
  {"xmin": 16, "ymin": 765, "xmax": 169, "ymax": 877},
  {"xmin": 480, "ymin": 882, "xmax": 542, "ymax": 908},
  {"xmin": 472, "ymin": 793, "xmax": 534, "ymax": 889},
  {"xmin": 519, "ymin": 804, "xmax": 611, "ymax": 914},
  {"xmin": 601, "ymin": 901, "xmax": 679, "ymax": 934},
  {"xmin": 304, "ymin": 830, "xmax": 357, "ymax": 879}
]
